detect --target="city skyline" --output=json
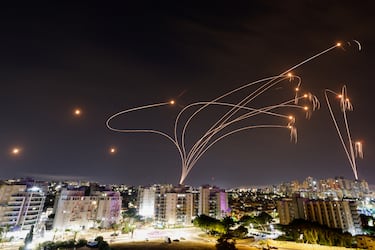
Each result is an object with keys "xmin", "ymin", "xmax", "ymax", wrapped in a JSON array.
[{"xmin": 0, "ymin": 2, "xmax": 374, "ymax": 188}]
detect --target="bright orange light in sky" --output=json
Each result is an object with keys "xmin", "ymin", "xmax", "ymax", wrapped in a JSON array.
[
  {"xmin": 74, "ymin": 108, "xmax": 82, "ymax": 116},
  {"xmin": 109, "ymin": 147, "xmax": 117, "ymax": 154},
  {"xmin": 12, "ymin": 147, "xmax": 21, "ymax": 155},
  {"xmin": 170, "ymin": 100, "xmax": 175, "ymax": 105}
]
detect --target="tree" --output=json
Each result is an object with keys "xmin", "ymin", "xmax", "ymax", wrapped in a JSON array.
[
  {"xmin": 238, "ymin": 215, "xmax": 254, "ymax": 227},
  {"xmin": 256, "ymin": 212, "xmax": 273, "ymax": 225},
  {"xmin": 303, "ymin": 228, "xmax": 318, "ymax": 244},
  {"xmin": 111, "ymin": 223, "xmax": 120, "ymax": 235},
  {"xmin": 0, "ymin": 227, "xmax": 4, "ymax": 243},
  {"xmin": 216, "ymin": 234, "xmax": 237, "ymax": 250},
  {"xmin": 3, "ymin": 224, "xmax": 11, "ymax": 239},
  {"xmin": 24, "ymin": 225, "xmax": 34, "ymax": 247},
  {"xmin": 232, "ymin": 225, "xmax": 248, "ymax": 239},
  {"xmin": 279, "ymin": 219, "xmax": 354, "ymax": 247},
  {"xmin": 222, "ymin": 217, "xmax": 235, "ymax": 233},
  {"xmin": 194, "ymin": 214, "xmax": 222, "ymax": 234}
]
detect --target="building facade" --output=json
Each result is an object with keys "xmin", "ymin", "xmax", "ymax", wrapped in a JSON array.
[
  {"xmin": 137, "ymin": 184, "xmax": 229, "ymax": 227},
  {"xmin": 277, "ymin": 197, "xmax": 362, "ymax": 235},
  {"xmin": 0, "ymin": 184, "xmax": 45, "ymax": 230},
  {"xmin": 53, "ymin": 189, "xmax": 122, "ymax": 230},
  {"xmin": 199, "ymin": 185, "xmax": 229, "ymax": 219}
]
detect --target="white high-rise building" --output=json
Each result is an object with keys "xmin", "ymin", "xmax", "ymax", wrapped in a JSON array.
[
  {"xmin": 53, "ymin": 189, "xmax": 122, "ymax": 230},
  {"xmin": 199, "ymin": 185, "xmax": 229, "ymax": 219},
  {"xmin": 138, "ymin": 185, "xmax": 196, "ymax": 227},
  {"xmin": 138, "ymin": 186, "xmax": 156, "ymax": 218},
  {"xmin": 137, "ymin": 184, "xmax": 228, "ymax": 227}
]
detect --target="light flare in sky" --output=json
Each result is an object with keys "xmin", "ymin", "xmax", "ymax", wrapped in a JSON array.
[
  {"xmin": 325, "ymin": 85, "xmax": 363, "ymax": 180},
  {"xmin": 106, "ymin": 42, "xmax": 350, "ymax": 184}
]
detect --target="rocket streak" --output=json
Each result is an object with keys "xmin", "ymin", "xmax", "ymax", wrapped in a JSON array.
[
  {"xmin": 325, "ymin": 86, "xmax": 363, "ymax": 180},
  {"xmin": 107, "ymin": 43, "xmax": 344, "ymax": 184}
]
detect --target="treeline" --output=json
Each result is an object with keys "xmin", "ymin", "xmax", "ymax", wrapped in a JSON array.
[
  {"xmin": 278, "ymin": 219, "xmax": 353, "ymax": 247},
  {"xmin": 193, "ymin": 212, "xmax": 273, "ymax": 250}
]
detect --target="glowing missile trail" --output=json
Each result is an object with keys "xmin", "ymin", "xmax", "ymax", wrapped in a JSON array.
[
  {"xmin": 325, "ymin": 86, "xmax": 363, "ymax": 180},
  {"xmin": 107, "ymin": 42, "xmax": 346, "ymax": 184}
]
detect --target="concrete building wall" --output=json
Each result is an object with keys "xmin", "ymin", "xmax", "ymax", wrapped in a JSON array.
[
  {"xmin": 138, "ymin": 187, "xmax": 155, "ymax": 218},
  {"xmin": 53, "ymin": 190, "xmax": 121, "ymax": 230},
  {"xmin": 0, "ymin": 184, "xmax": 45, "ymax": 230}
]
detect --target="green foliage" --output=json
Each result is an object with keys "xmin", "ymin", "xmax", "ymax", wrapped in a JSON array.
[
  {"xmin": 37, "ymin": 238, "xmax": 89, "ymax": 250},
  {"xmin": 238, "ymin": 215, "xmax": 254, "ymax": 226},
  {"xmin": 95, "ymin": 235, "xmax": 104, "ymax": 242},
  {"xmin": 24, "ymin": 225, "xmax": 34, "ymax": 246},
  {"xmin": 0, "ymin": 227, "xmax": 3, "ymax": 243},
  {"xmin": 98, "ymin": 240, "xmax": 111, "ymax": 250},
  {"xmin": 238, "ymin": 212, "xmax": 273, "ymax": 230},
  {"xmin": 123, "ymin": 207, "xmax": 137, "ymax": 218},
  {"xmin": 222, "ymin": 217, "xmax": 235, "ymax": 232},
  {"xmin": 232, "ymin": 225, "xmax": 248, "ymax": 239},
  {"xmin": 216, "ymin": 234, "xmax": 237, "ymax": 250},
  {"xmin": 193, "ymin": 214, "xmax": 223, "ymax": 234},
  {"xmin": 59, "ymin": 239, "xmax": 75, "ymax": 248},
  {"xmin": 256, "ymin": 212, "xmax": 273, "ymax": 225},
  {"xmin": 279, "ymin": 219, "xmax": 353, "ymax": 247},
  {"xmin": 76, "ymin": 238, "xmax": 88, "ymax": 248}
]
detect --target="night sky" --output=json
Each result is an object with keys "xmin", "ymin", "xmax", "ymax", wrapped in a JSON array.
[{"xmin": 1, "ymin": 1, "xmax": 374, "ymax": 188}]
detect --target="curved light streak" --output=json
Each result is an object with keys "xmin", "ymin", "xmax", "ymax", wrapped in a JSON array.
[
  {"xmin": 107, "ymin": 43, "xmax": 343, "ymax": 184},
  {"xmin": 325, "ymin": 86, "xmax": 362, "ymax": 180}
]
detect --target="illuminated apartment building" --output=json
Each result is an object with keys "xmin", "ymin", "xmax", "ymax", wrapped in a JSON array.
[
  {"xmin": 277, "ymin": 197, "xmax": 362, "ymax": 235},
  {"xmin": 137, "ymin": 184, "xmax": 229, "ymax": 227},
  {"xmin": 138, "ymin": 186, "xmax": 156, "ymax": 218},
  {"xmin": 199, "ymin": 185, "xmax": 229, "ymax": 219},
  {"xmin": 53, "ymin": 189, "xmax": 121, "ymax": 230},
  {"xmin": 157, "ymin": 185, "xmax": 195, "ymax": 227},
  {"xmin": 277, "ymin": 196, "xmax": 306, "ymax": 225},
  {"xmin": 0, "ymin": 184, "xmax": 45, "ymax": 230},
  {"xmin": 305, "ymin": 200, "xmax": 361, "ymax": 235}
]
